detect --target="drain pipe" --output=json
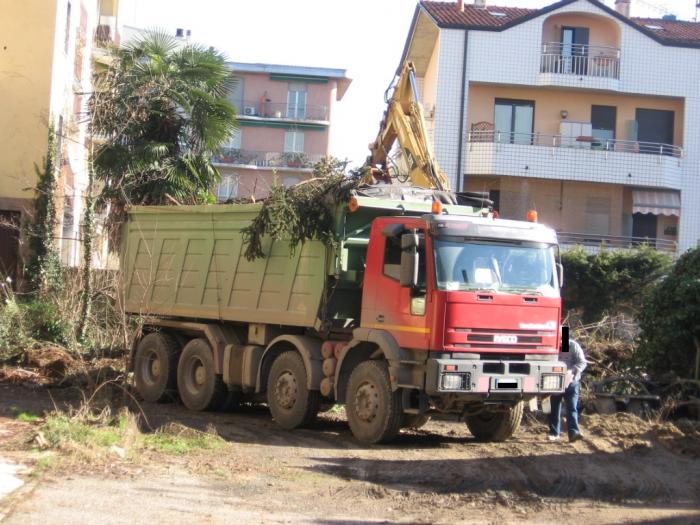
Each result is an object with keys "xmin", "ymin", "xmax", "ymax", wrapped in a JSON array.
[{"xmin": 456, "ymin": 30, "xmax": 469, "ymax": 193}]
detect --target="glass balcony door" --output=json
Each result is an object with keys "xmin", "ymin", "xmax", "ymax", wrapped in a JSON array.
[
  {"xmin": 287, "ymin": 83, "xmax": 307, "ymax": 120},
  {"xmin": 494, "ymin": 99, "xmax": 534, "ymax": 145},
  {"xmin": 561, "ymin": 27, "xmax": 589, "ymax": 75}
]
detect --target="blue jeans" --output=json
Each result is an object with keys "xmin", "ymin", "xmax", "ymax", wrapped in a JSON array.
[{"xmin": 548, "ymin": 381, "xmax": 580, "ymax": 437}]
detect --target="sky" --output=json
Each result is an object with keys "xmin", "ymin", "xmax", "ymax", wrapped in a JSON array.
[{"xmin": 119, "ymin": 0, "xmax": 699, "ymax": 167}]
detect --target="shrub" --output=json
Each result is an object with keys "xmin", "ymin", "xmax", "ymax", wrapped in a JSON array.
[
  {"xmin": 636, "ymin": 246, "xmax": 700, "ymax": 377},
  {"xmin": 561, "ymin": 245, "xmax": 671, "ymax": 322}
]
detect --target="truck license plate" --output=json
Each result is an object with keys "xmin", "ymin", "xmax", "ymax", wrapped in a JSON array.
[{"xmin": 495, "ymin": 378, "xmax": 518, "ymax": 389}]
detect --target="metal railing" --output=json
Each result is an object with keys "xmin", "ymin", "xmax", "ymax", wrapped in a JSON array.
[
  {"xmin": 235, "ymin": 100, "xmax": 329, "ymax": 121},
  {"xmin": 558, "ymin": 231, "xmax": 677, "ymax": 253},
  {"xmin": 467, "ymin": 131, "xmax": 683, "ymax": 158},
  {"xmin": 212, "ymin": 148, "xmax": 322, "ymax": 169},
  {"xmin": 541, "ymin": 42, "xmax": 620, "ymax": 79}
]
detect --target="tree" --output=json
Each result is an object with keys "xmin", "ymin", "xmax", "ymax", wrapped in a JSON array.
[
  {"xmin": 561, "ymin": 246, "xmax": 671, "ymax": 322},
  {"xmin": 636, "ymin": 246, "xmax": 700, "ymax": 377},
  {"xmin": 90, "ymin": 30, "xmax": 237, "ymax": 227}
]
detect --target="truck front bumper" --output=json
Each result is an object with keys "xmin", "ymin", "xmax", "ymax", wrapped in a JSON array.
[{"xmin": 425, "ymin": 357, "xmax": 566, "ymax": 396}]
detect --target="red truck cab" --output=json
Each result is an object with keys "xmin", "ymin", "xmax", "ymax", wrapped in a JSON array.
[{"xmin": 359, "ymin": 213, "xmax": 565, "ymax": 410}]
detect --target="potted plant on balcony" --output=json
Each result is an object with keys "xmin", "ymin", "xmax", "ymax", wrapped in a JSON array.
[{"xmin": 281, "ymin": 151, "xmax": 309, "ymax": 168}]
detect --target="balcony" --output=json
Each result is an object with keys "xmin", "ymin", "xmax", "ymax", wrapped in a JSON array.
[
  {"xmin": 466, "ymin": 131, "xmax": 683, "ymax": 190},
  {"xmin": 212, "ymin": 148, "xmax": 322, "ymax": 170},
  {"xmin": 558, "ymin": 232, "xmax": 677, "ymax": 255},
  {"xmin": 236, "ymin": 100, "xmax": 329, "ymax": 122},
  {"xmin": 539, "ymin": 43, "xmax": 621, "ymax": 90}
]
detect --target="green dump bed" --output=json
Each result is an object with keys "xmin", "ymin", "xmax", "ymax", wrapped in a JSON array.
[{"xmin": 122, "ymin": 204, "xmax": 328, "ymax": 327}]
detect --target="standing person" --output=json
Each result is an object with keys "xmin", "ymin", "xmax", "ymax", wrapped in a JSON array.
[{"xmin": 548, "ymin": 338, "xmax": 587, "ymax": 442}]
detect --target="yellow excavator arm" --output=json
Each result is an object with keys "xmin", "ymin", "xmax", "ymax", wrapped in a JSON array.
[{"xmin": 366, "ymin": 61, "xmax": 451, "ymax": 192}]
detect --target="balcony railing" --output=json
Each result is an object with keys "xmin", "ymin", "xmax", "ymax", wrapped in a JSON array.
[
  {"xmin": 236, "ymin": 100, "xmax": 329, "ymax": 121},
  {"xmin": 541, "ymin": 42, "xmax": 620, "ymax": 79},
  {"xmin": 467, "ymin": 131, "xmax": 683, "ymax": 158},
  {"xmin": 212, "ymin": 148, "xmax": 322, "ymax": 169},
  {"xmin": 558, "ymin": 232, "xmax": 677, "ymax": 254}
]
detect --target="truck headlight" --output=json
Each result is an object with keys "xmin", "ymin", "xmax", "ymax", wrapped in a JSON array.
[
  {"xmin": 441, "ymin": 373, "xmax": 469, "ymax": 391},
  {"xmin": 541, "ymin": 374, "xmax": 563, "ymax": 391}
]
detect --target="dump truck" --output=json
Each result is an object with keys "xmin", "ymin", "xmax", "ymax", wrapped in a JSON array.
[{"xmin": 124, "ymin": 187, "xmax": 566, "ymax": 444}]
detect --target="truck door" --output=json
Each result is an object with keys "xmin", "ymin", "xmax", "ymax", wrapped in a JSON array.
[{"xmin": 362, "ymin": 226, "xmax": 431, "ymax": 350}]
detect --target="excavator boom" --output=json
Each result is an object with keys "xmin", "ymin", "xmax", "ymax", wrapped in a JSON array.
[{"xmin": 366, "ymin": 61, "xmax": 451, "ymax": 192}]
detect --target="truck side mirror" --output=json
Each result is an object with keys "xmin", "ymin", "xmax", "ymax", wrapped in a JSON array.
[
  {"xmin": 400, "ymin": 233, "xmax": 419, "ymax": 288},
  {"xmin": 556, "ymin": 263, "xmax": 564, "ymax": 288}
]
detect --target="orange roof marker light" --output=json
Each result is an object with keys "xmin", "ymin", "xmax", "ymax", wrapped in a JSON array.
[
  {"xmin": 348, "ymin": 196, "xmax": 360, "ymax": 213},
  {"xmin": 526, "ymin": 209, "xmax": 538, "ymax": 223},
  {"xmin": 431, "ymin": 199, "xmax": 443, "ymax": 215}
]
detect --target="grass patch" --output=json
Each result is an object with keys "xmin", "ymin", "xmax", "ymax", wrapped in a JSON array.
[
  {"xmin": 36, "ymin": 408, "xmax": 224, "ymax": 464},
  {"xmin": 140, "ymin": 426, "xmax": 223, "ymax": 455},
  {"xmin": 10, "ymin": 406, "xmax": 42, "ymax": 422}
]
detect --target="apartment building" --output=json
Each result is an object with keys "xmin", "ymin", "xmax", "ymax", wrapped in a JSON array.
[
  {"xmin": 401, "ymin": 0, "xmax": 700, "ymax": 253},
  {"xmin": 213, "ymin": 63, "xmax": 351, "ymax": 201},
  {"xmin": 0, "ymin": 0, "xmax": 121, "ymax": 279}
]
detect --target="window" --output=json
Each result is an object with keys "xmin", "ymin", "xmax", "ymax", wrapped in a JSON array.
[
  {"xmin": 383, "ymin": 232, "xmax": 426, "ymax": 285},
  {"xmin": 64, "ymin": 2, "xmax": 72, "ymax": 54},
  {"xmin": 494, "ymin": 99, "xmax": 534, "ymax": 145},
  {"xmin": 216, "ymin": 174, "xmax": 239, "ymax": 202},
  {"xmin": 561, "ymin": 26, "xmax": 589, "ymax": 75},
  {"xmin": 228, "ymin": 76, "xmax": 244, "ymax": 111},
  {"xmin": 591, "ymin": 105, "xmax": 616, "ymax": 146},
  {"xmin": 284, "ymin": 131, "xmax": 304, "ymax": 153},
  {"xmin": 225, "ymin": 128, "xmax": 241, "ymax": 150},
  {"xmin": 383, "ymin": 235, "xmax": 402, "ymax": 281},
  {"xmin": 287, "ymin": 83, "xmax": 307, "ymax": 119}
]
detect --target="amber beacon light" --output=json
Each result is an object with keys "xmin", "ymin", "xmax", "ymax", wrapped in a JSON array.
[{"xmin": 526, "ymin": 209, "xmax": 538, "ymax": 223}]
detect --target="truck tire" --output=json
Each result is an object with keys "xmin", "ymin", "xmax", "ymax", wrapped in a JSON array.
[
  {"xmin": 346, "ymin": 360, "xmax": 402, "ymax": 444},
  {"xmin": 134, "ymin": 332, "xmax": 180, "ymax": 403},
  {"xmin": 466, "ymin": 401, "xmax": 524, "ymax": 442},
  {"xmin": 177, "ymin": 338, "xmax": 227, "ymax": 411},
  {"xmin": 267, "ymin": 351, "xmax": 320, "ymax": 429},
  {"xmin": 402, "ymin": 413, "xmax": 430, "ymax": 429}
]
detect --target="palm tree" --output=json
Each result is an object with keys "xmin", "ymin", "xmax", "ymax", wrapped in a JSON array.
[{"xmin": 90, "ymin": 30, "xmax": 237, "ymax": 213}]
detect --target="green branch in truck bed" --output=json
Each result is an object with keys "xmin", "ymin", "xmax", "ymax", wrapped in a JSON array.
[{"xmin": 241, "ymin": 159, "xmax": 364, "ymax": 260}]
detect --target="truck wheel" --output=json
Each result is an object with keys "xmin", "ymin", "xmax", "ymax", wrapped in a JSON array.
[
  {"xmin": 267, "ymin": 351, "xmax": 320, "ymax": 429},
  {"xmin": 402, "ymin": 413, "xmax": 430, "ymax": 429},
  {"xmin": 346, "ymin": 360, "xmax": 402, "ymax": 444},
  {"xmin": 177, "ymin": 338, "xmax": 227, "ymax": 411},
  {"xmin": 466, "ymin": 401, "xmax": 524, "ymax": 442},
  {"xmin": 134, "ymin": 332, "xmax": 180, "ymax": 403}
]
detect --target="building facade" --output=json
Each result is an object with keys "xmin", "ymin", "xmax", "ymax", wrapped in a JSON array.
[
  {"xmin": 213, "ymin": 63, "xmax": 351, "ymax": 201},
  {"xmin": 401, "ymin": 0, "xmax": 700, "ymax": 253},
  {"xmin": 0, "ymin": 0, "xmax": 121, "ymax": 279}
]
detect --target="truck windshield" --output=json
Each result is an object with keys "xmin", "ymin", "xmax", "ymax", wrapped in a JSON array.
[{"xmin": 434, "ymin": 239, "xmax": 558, "ymax": 296}]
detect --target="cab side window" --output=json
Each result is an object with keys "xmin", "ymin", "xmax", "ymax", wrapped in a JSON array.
[{"xmin": 382, "ymin": 233, "xmax": 426, "ymax": 287}]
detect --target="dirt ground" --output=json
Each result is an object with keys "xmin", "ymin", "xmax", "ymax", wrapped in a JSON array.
[{"xmin": 1, "ymin": 383, "xmax": 699, "ymax": 524}]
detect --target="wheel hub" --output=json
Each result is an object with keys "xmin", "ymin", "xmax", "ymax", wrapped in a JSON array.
[
  {"xmin": 147, "ymin": 352, "xmax": 160, "ymax": 382},
  {"xmin": 194, "ymin": 363, "xmax": 206, "ymax": 386},
  {"xmin": 275, "ymin": 371, "xmax": 298, "ymax": 409},
  {"xmin": 354, "ymin": 381, "xmax": 379, "ymax": 423}
]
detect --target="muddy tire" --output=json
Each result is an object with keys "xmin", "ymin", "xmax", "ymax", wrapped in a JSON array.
[
  {"xmin": 267, "ymin": 351, "xmax": 320, "ymax": 429},
  {"xmin": 346, "ymin": 360, "xmax": 403, "ymax": 444},
  {"xmin": 177, "ymin": 338, "xmax": 227, "ymax": 411},
  {"xmin": 402, "ymin": 413, "xmax": 430, "ymax": 429},
  {"xmin": 134, "ymin": 332, "xmax": 180, "ymax": 403},
  {"xmin": 466, "ymin": 401, "xmax": 524, "ymax": 442}
]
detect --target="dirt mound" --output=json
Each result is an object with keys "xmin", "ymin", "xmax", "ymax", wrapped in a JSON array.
[
  {"xmin": 25, "ymin": 345, "xmax": 78, "ymax": 379},
  {"xmin": 585, "ymin": 412, "xmax": 700, "ymax": 458}
]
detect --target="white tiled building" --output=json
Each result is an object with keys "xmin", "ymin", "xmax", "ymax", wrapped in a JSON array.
[{"xmin": 401, "ymin": 0, "xmax": 700, "ymax": 253}]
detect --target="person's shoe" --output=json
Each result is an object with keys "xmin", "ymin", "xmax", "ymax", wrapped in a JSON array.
[
  {"xmin": 569, "ymin": 432, "xmax": 583, "ymax": 443},
  {"xmin": 547, "ymin": 434, "xmax": 560, "ymax": 442}
]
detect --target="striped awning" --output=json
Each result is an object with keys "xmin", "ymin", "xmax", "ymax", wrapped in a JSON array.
[{"xmin": 632, "ymin": 190, "xmax": 680, "ymax": 216}]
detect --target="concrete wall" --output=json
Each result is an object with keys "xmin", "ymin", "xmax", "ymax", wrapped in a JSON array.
[{"xmin": 0, "ymin": 1, "xmax": 58, "ymax": 206}]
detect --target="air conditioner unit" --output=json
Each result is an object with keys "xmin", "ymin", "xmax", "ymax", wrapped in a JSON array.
[{"xmin": 243, "ymin": 106, "xmax": 257, "ymax": 116}]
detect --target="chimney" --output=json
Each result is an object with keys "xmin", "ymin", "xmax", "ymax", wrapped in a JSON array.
[
  {"xmin": 457, "ymin": 0, "xmax": 464, "ymax": 12},
  {"xmin": 615, "ymin": 0, "xmax": 631, "ymax": 18},
  {"xmin": 474, "ymin": 0, "xmax": 486, "ymax": 7}
]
